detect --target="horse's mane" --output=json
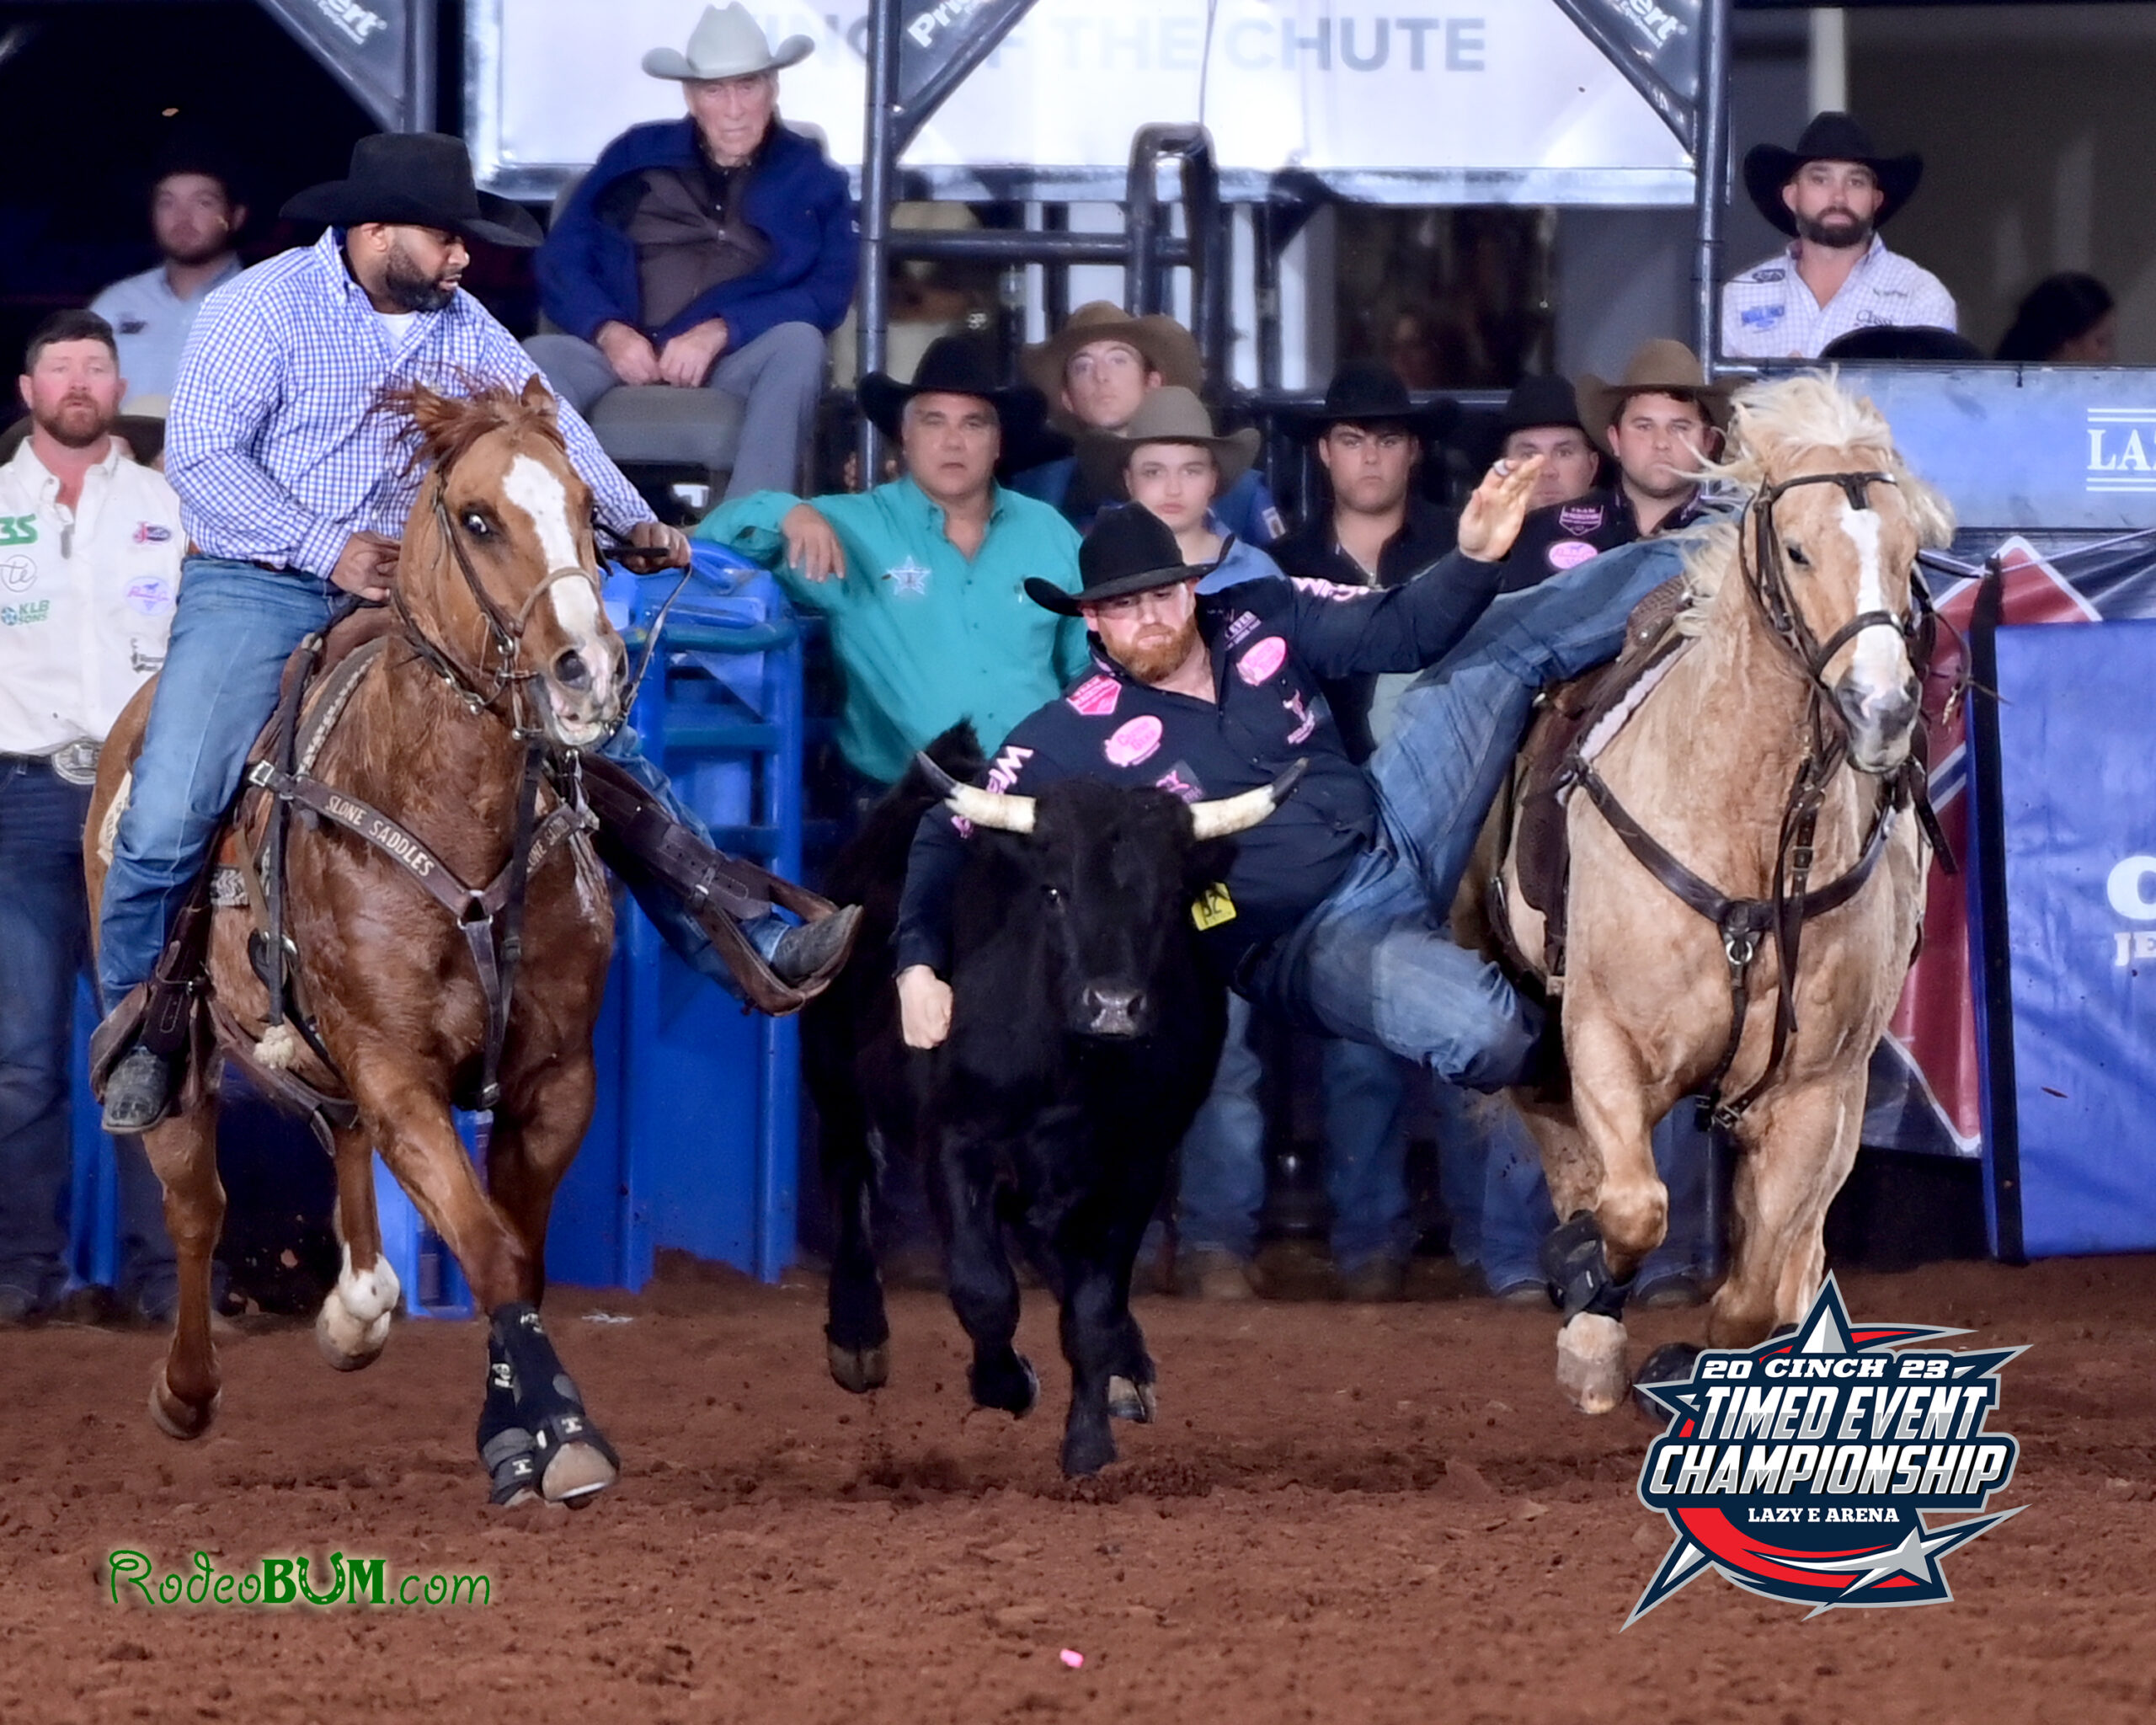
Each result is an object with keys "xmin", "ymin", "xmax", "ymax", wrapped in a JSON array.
[
  {"xmin": 1675, "ymin": 371, "xmax": 1956, "ymax": 622},
  {"xmin": 382, "ymin": 379, "xmax": 569, "ymax": 479}
]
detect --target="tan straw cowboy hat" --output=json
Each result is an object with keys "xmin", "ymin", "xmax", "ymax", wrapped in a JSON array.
[
  {"xmin": 1076, "ymin": 386, "xmax": 1261, "ymax": 500},
  {"xmin": 1574, "ymin": 339, "xmax": 1733, "ymax": 457},
  {"xmin": 643, "ymin": 3, "xmax": 813, "ymax": 81},
  {"xmin": 1022, "ymin": 302, "xmax": 1205, "ymax": 425}
]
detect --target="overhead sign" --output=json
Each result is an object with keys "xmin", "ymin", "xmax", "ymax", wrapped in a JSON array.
[
  {"xmin": 258, "ymin": 0, "xmax": 420, "ymax": 131},
  {"xmin": 1549, "ymin": 0, "xmax": 1700, "ymax": 152},
  {"xmin": 468, "ymin": 0, "xmax": 1694, "ymax": 202},
  {"xmin": 1822, "ymin": 365, "xmax": 2156, "ymax": 533}
]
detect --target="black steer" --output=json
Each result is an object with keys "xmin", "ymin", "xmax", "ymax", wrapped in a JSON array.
[{"xmin": 805, "ymin": 724, "xmax": 1301, "ymax": 1476}]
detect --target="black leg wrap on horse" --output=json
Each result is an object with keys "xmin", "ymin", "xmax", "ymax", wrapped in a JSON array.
[
  {"xmin": 1540, "ymin": 1211, "xmax": 1635, "ymax": 1321},
  {"xmin": 476, "ymin": 1336, "xmax": 541, "ymax": 1506},
  {"xmin": 489, "ymin": 1303, "xmax": 618, "ymax": 1482}
]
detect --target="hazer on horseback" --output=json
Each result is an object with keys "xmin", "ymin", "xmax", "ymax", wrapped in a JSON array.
[
  {"xmin": 83, "ymin": 132, "xmax": 860, "ymax": 1505},
  {"xmin": 1454, "ymin": 372, "xmax": 1954, "ymax": 1413}
]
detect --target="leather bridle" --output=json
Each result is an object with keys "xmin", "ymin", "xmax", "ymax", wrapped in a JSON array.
[
  {"xmin": 1565, "ymin": 467, "xmax": 1949, "ymax": 1131},
  {"xmin": 390, "ymin": 472, "xmax": 612, "ymax": 742}
]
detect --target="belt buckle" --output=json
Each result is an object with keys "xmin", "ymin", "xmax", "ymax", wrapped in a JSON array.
[{"xmin": 49, "ymin": 740, "xmax": 101, "ymax": 786}]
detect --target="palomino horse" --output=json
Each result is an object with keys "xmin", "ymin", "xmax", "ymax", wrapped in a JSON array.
[
  {"xmin": 1482, "ymin": 373, "xmax": 1953, "ymax": 1413},
  {"xmin": 86, "ymin": 378, "xmax": 631, "ymax": 1503}
]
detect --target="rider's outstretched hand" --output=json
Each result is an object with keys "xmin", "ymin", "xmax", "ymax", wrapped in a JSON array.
[{"xmin": 1456, "ymin": 453, "xmax": 1547, "ymax": 564}]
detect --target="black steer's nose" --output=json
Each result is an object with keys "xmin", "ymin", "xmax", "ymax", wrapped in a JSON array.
[
  {"xmin": 552, "ymin": 648, "xmax": 591, "ymax": 692},
  {"xmin": 1080, "ymin": 983, "xmax": 1146, "ymax": 1038}
]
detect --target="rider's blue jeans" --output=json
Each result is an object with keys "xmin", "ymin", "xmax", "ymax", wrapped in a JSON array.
[
  {"xmin": 1245, "ymin": 533, "xmax": 1689, "ymax": 1090},
  {"xmin": 98, "ymin": 556, "xmax": 774, "ymax": 1012}
]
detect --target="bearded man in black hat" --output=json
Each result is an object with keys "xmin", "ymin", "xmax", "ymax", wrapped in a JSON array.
[
  {"xmin": 1722, "ymin": 111, "xmax": 1956, "ymax": 360},
  {"xmin": 94, "ymin": 132, "xmax": 856, "ymax": 1134}
]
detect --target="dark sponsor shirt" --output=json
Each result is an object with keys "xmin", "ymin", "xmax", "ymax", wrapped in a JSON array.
[
  {"xmin": 894, "ymin": 549, "xmax": 1503, "ymax": 983},
  {"xmin": 1269, "ymin": 495, "xmax": 1461, "ymax": 761},
  {"xmin": 1497, "ymin": 485, "xmax": 1710, "ymax": 593}
]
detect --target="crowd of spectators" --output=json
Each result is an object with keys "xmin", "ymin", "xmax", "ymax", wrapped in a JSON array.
[{"xmin": 0, "ymin": 19, "xmax": 2109, "ymax": 1323}]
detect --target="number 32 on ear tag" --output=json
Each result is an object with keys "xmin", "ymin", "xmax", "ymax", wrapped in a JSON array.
[{"xmin": 1191, "ymin": 883, "xmax": 1237, "ymax": 931}]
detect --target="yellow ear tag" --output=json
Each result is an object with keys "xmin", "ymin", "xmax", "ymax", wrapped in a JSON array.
[{"xmin": 1191, "ymin": 883, "xmax": 1237, "ymax": 930}]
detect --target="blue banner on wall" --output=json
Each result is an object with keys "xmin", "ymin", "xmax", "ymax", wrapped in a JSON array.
[{"xmin": 1986, "ymin": 619, "xmax": 2156, "ymax": 1255}]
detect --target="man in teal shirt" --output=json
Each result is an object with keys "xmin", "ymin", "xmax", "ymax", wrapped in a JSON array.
[{"xmin": 696, "ymin": 337, "xmax": 1085, "ymax": 784}]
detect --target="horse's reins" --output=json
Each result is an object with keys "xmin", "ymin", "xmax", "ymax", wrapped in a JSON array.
[{"xmin": 1565, "ymin": 468, "xmax": 1948, "ymax": 1132}]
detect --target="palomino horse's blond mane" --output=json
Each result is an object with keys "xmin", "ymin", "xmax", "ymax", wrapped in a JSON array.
[{"xmin": 1670, "ymin": 371, "xmax": 1957, "ymax": 628}]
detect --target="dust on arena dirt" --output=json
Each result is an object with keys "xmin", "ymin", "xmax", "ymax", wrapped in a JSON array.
[{"xmin": 4, "ymin": 1253, "xmax": 2153, "ymax": 1725}]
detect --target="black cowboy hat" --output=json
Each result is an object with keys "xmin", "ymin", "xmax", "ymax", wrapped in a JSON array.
[
  {"xmin": 1494, "ymin": 374, "xmax": 1586, "ymax": 441},
  {"xmin": 281, "ymin": 133, "xmax": 542, "ymax": 248},
  {"xmin": 1294, "ymin": 358, "xmax": 1458, "ymax": 441},
  {"xmin": 1818, "ymin": 325, "xmax": 1985, "ymax": 364},
  {"xmin": 1461, "ymin": 371, "xmax": 1592, "ymax": 468},
  {"xmin": 1743, "ymin": 112, "xmax": 1923, "ymax": 240},
  {"xmin": 857, "ymin": 334, "xmax": 1046, "ymax": 441},
  {"xmin": 1024, "ymin": 502, "xmax": 1219, "ymax": 617}
]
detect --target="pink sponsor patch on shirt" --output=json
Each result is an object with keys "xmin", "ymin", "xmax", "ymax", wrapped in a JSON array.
[
  {"xmin": 1547, "ymin": 539, "xmax": 1600, "ymax": 572},
  {"xmin": 1103, "ymin": 714, "xmax": 1164, "ymax": 767},
  {"xmin": 1065, "ymin": 675, "xmax": 1120, "ymax": 718},
  {"xmin": 1236, "ymin": 636, "xmax": 1288, "ymax": 684}
]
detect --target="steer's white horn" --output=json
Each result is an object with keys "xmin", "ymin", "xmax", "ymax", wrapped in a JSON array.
[
  {"xmin": 915, "ymin": 750, "xmax": 1036, "ymax": 835},
  {"xmin": 1189, "ymin": 758, "xmax": 1310, "ymax": 841}
]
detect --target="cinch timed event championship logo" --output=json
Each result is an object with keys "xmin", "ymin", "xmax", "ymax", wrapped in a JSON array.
[{"xmin": 1627, "ymin": 1276, "xmax": 2024, "ymax": 1625}]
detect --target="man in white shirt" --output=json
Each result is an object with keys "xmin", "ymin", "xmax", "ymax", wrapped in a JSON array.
[
  {"xmin": 1721, "ymin": 112, "xmax": 1956, "ymax": 361},
  {"xmin": 0, "ymin": 311, "xmax": 187, "ymax": 1323},
  {"xmin": 88, "ymin": 147, "xmax": 247, "ymax": 403}
]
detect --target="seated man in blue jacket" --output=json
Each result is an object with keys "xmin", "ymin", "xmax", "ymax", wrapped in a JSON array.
[{"xmin": 526, "ymin": 3, "xmax": 857, "ymax": 499}]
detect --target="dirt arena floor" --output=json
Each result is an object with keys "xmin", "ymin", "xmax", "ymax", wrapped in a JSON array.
[{"xmin": 3, "ymin": 1251, "xmax": 2153, "ymax": 1725}]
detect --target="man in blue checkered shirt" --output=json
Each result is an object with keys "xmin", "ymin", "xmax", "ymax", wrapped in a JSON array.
[{"xmin": 96, "ymin": 135, "xmax": 855, "ymax": 1132}]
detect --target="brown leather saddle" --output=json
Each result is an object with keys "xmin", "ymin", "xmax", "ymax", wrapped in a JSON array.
[
  {"xmin": 93, "ymin": 606, "xmax": 849, "ymax": 1144},
  {"xmin": 1496, "ymin": 575, "xmax": 1694, "ymax": 983}
]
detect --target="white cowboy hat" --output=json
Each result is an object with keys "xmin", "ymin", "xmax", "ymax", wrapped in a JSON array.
[{"xmin": 643, "ymin": 3, "xmax": 814, "ymax": 81}]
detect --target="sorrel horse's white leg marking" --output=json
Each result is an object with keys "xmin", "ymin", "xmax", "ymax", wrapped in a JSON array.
[{"xmin": 316, "ymin": 1240, "xmax": 401, "ymax": 1370}]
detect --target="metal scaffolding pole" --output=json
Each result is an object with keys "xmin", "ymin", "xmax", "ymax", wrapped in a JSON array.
[
  {"xmin": 856, "ymin": 0, "xmax": 903, "ymax": 485},
  {"xmin": 1694, "ymin": 0, "xmax": 1732, "ymax": 371}
]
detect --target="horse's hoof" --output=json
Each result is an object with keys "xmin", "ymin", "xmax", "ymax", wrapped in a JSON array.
[
  {"xmin": 1632, "ymin": 1341, "xmax": 1703, "ymax": 1418},
  {"xmin": 314, "ymin": 1295, "xmax": 392, "ymax": 1373},
  {"xmin": 147, "ymin": 1366, "xmax": 221, "ymax": 1441},
  {"xmin": 1556, "ymin": 1311, "xmax": 1630, "ymax": 1415},
  {"xmin": 1107, "ymin": 1374, "xmax": 1156, "ymax": 1423},
  {"xmin": 541, "ymin": 1443, "xmax": 619, "ymax": 1506},
  {"xmin": 827, "ymin": 1339, "xmax": 889, "ymax": 1395}
]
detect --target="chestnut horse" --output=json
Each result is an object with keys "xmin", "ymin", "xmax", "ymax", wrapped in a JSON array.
[
  {"xmin": 86, "ymin": 378, "xmax": 629, "ymax": 1504},
  {"xmin": 1478, "ymin": 374, "xmax": 1953, "ymax": 1413}
]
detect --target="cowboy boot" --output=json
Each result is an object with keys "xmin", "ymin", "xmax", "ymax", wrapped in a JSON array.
[{"xmin": 96, "ymin": 873, "xmax": 216, "ymax": 1135}]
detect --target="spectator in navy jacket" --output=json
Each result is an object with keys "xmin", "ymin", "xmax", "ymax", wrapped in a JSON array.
[{"xmin": 526, "ymin": 3, "xmax": 858, "ymax": 499}]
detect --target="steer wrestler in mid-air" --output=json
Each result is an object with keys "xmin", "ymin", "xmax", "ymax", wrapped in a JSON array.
[{"xmin": 892, "ymin": 462, "xmax": 1700, "ymax": 1083}]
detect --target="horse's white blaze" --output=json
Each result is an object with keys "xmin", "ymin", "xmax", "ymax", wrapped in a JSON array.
[
  {"xmin": 1836, "ymin": 499, "xmax": 1908, "ymax": 697},
  {"xmin": 503, "ymin": 453, "xmax": 616, "ymax": 710},
  {"xmin": 504, "ymin": 453, "xmax": 582, "ymax": 573}
]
